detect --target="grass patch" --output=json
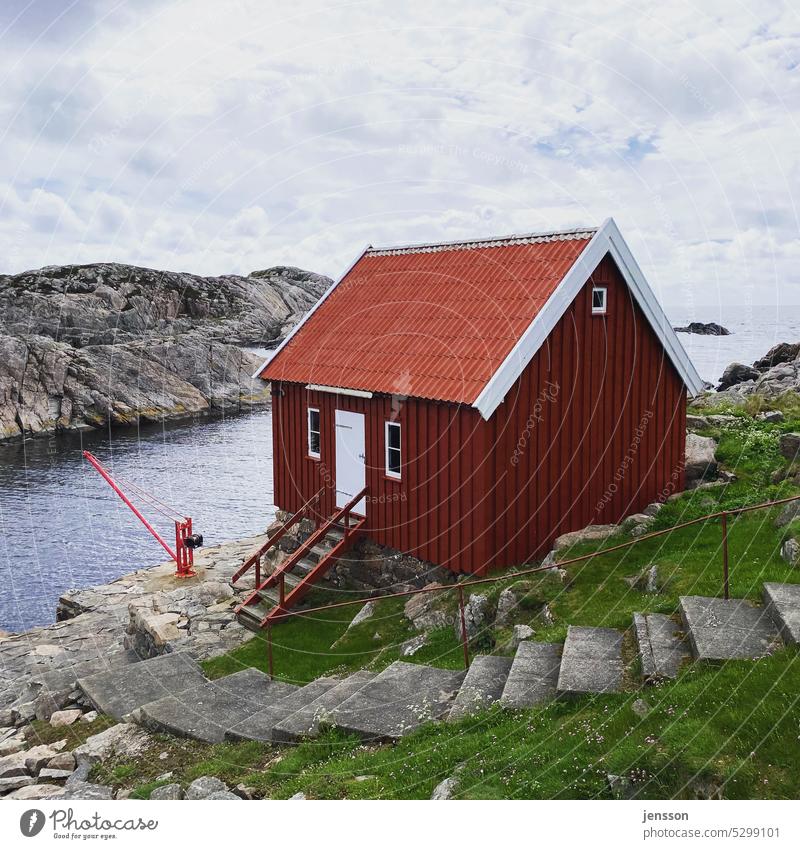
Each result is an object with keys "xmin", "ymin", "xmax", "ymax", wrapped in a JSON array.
[{"xmin": 25, "ymin": 714, "xmax": 116, "ymax": 748}]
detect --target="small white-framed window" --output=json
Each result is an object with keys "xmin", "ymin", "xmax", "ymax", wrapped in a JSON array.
[
  {"xmin": 591, "ymin": 286, "xmax": 607, "ymax": 315},
  {"xmin": 307, "ymin": 407, "xmax": 320, "ymax": 458},
  {"xmin": 385, "ymin": 420, "xmax": 401, "ymax": 479}
]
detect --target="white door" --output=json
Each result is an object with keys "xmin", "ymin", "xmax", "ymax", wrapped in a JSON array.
[{"xmin": 335, "ymin": 409, "xmax": 367, "ymax": 514}]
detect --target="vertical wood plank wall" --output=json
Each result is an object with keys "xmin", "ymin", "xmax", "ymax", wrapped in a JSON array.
[
  {"xmin": 271, "ymin": 253, "xmax": 687, "ymax": 575},
  {"xmin": 483, "ymin": 255, "xmax": 686, "ymax": 568}
]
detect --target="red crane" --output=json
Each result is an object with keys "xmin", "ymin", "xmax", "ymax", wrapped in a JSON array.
[{"xmin": 82, "ymin": 450, "xmax": 202, "ymax": 578}]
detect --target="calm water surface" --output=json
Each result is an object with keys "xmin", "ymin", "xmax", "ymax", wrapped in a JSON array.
[{"xmin": 0, "ymin": 409, "xmax": 275, "ymax": 632}]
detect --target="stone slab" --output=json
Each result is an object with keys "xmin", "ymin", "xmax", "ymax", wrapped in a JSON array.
[
  {"xmin": 762, "ymin": 583, "xmax": 800, "ymax": 646},
  {"xmin": 329, "ymin": 662, "xmax": 466, "ymax": 742},
  {"xmin": 557, "ymin": 626, "xmax": 624, "ymax": 695},
  {"xmin": 633, "ymin": 613, "xmax": 690, "ymax": 680},
  {"xmin": 226, "ymin": 677, "xmax": 341, "ymax": 742},
  {"xmin": 500, "ymin": 642, "xmax": 562, "ymax": 708},
  {"xmin": 448, "ymin": 656, "xmax": 513, "ymax": 720},
  {"xmin": 133, "ymin": 668, "xmax": 297, "ymax": 743},
  {"xmin": 271, "ymin": 671, "xmax": 377, "ymax": 744},
  {"xmin": 680, "ymin": 596, "xmax": 782, "ymax": 661},
  {"xmin": 77, "ymin": 652, "xmax": 207, "ymax": 720}
]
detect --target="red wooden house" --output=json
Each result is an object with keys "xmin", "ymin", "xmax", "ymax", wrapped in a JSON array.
[{"xmin": 237, "ymin": 218, "xmax": 703, "ymax": 628}]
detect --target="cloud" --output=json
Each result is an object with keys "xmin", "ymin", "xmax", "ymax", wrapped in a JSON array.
[{"xmin": 0, "ymin": 0, "xmax": 797, "ymax": 310}]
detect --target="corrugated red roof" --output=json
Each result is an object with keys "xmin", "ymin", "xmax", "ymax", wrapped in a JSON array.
[{"xmin": 260, "ymin": 228, "xmax": 596, "ymax": 404}]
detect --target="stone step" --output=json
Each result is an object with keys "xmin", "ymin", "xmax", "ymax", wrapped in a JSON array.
[
  {"xmin": 77, "ymin": 652, "xmax": 208, "ymax": 720},
  {"xmin": 271, "ymin": 671, "xmax": 377, "ymax": 744},
  {"xmin": 448, "ymin": 655, "xmax": 513, "ymax": 720},
  {"xmin": 633, "ymin": 613, "xmax": 691, "ymax": 681},
  {"xmin": 499, "ymin": 642, "xmax": 561, "ymax": 708},
  {"xmin": 679, "ymin": 596, "xmax": 782, "ymax": 661},
  {"xmin": 557, "ymin": 626, "xmax": 624, "ymax": 696},
  {"xmin": 226, "ymin": 677, "xmax": 342, "ymax": 742},
  {"xmin": 762, "ymin": 583, "xmax": 800, "ymax": 646},
  {"xmin": 328, "ymin": 662, "xmax": 466, "ymax": 743},
  {"xmin": 132, "ymin": 669, "xmax": 298, "ymax": 743}
]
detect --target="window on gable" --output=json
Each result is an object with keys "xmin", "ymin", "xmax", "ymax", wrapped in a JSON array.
[
  {"xmin": 592, "ymin": 286, "xmax": 607, "ymax": 315},
  {"xmin": 385, "ymin": 421, "xmax": 401, "ymax": 479},
  {"xmin": 307, "ymin": 407, "xmax": 320, "ymax": 458}
]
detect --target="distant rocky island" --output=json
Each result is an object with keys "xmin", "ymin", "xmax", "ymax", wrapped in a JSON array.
[
  {"xmin": 0, "ymin": 263, "xmax": 331, "ymax": 441},
  {"xmin": 673, "ymin": 321, "xmax": 731, "ymax": 336}
]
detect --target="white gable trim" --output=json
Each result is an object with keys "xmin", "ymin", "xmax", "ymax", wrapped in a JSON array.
[
  {"xmin": 471, "ymin": 218, "xmax": 704, "ymax": 420},
  {"xmin": 251, "ymin": 244, "xmax": 372, "ymax": 380}
]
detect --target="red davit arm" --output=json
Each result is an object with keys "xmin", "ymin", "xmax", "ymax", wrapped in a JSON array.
[{"xmin": 82, "ymin": 450, "xmax": 197, "ymax": 577}]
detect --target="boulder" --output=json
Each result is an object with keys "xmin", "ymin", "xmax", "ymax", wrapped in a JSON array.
[
  {"xmin": 684, "ymin": 433, "xmax": 718, "ymax": 485},
  {"xmin": 757, "ymin": 410, "xmax": 784, "ymax": 423},
  {"xmin": 685, "ymin": 414, "xmax": 709, "ymax": 430},
  {"xmin": 47, "ymin": 752, "xmax": 76, "ymax": 771},
  {"xmin": 151, "ymin": 783, "xmax": 184, "ymax": 800},
  {"xmin": 775, "ymin": 500, "xmax": 800, "ymax": 529},
  {"xmin": 73, "ymin": 723, "xmax": 152, "ymax": 766},
  {"xmin": 431, "ymin": 776, "xmax": 459, "ymax": 800},
  {"xmin": 38, "ymin": 767, "xmax": 75, "ymax": 782},
  {"xmin": 554, "ymin": 524, "xmax": 619, "ymax": 552},
  {"xmin": 632, "ymin": 698, "xmax": 651, "ymax": 718},
  {"xmin": 0, "ymin": 709, "xmax": 13, "ymax": 728},
  {"xmin": 456, "ymin": 593, "xmax": 490, "ymax": 640},
  {"xmin": 62, "ymin": 782, "xmax": 114, "ymax": 800},
  {"xmin": 641, "ymin": 502, "xmax": 664, "ymax": 518},
  {"xmin": 0, "ymin": 775, "xmax": 35, "ymax": 792},
  {"xmin": 400, "ymin": 635, "xmax": 428, "ymax": 657},
  {"xmin": 0, "ymin": 736, "xmax": 26, "ymax": 757},
  {"xmin": 779, "ymin": 433, "xmax": 800, "ymax": 463},
  {"xmin": 347, "ymin": 601, "xmax": 376, "ymax": 630},
  {"xmin": 621, "ymin": 513, "xmax": 655, "ymax": 536},
  {"xmin": 781, "ymin": 539, "xmax": 800, "ymax": 567},
  {"xmin": 494, "ymin": 587, "xmax": 518, "ymax": 626},
  {"xmin": 50, "ymin": 708, "xmax": 82, "ymax": 727},
  {"xmin": 208, "ymin": 790, "xmax": 241, "ymax": 799},
  {"xmin": 717, "ymin": 363, "xmax": 759, "ymax": 390},
  {"xmin": 186, "ymin": 775, "xmax": 228, "ymax": 800},
  {"xmin": 753, "ymin": 342, "xmax": 800, "ymax": 370},
  {"xmin": 125, "ymin": 607, "xmax": 183, "ymax": 657},
  {"xmin": 5, "ymin": 783, "xmax": 65, "ymax": 800},
  {"xmin": 504, "ymin": 624, "xmax": 535, "ymax": 651},
  {"xmin": 404, "ymin": 585, "xmax": 453, "ymax": 631},
  {"xmin": 289, "ymin": 791, "xmax": 307, "ymax": 800},
  {"xmin": 624, "ymin": 564, "xmax": 660, "ymax": 593}
]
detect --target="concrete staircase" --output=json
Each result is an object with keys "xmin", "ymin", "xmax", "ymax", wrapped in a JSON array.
[{"xmin": 74, "ymin": 581, "xmax": 800, "ymax": 746}]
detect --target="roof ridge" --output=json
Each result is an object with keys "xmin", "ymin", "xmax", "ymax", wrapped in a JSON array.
[{"xmin": 366, "ymin": 226, "xmax": 599, "ymax": 256}]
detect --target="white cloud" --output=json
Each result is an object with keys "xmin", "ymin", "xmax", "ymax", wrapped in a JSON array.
[{"xmin": 0, "ymin": 0, "xmax": 797, "ymax": 310}]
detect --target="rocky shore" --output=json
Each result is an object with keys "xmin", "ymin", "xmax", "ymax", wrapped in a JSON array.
[
  {"xmin": 0, "ymin": 262, "xmax": 330, "ymax": 440},
  {"xmin": 691, "ymin": 341, "xmax": 800, "ymax": 405}
]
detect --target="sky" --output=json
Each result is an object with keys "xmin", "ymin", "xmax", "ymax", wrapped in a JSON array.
[{"xmin": 0, "ymin": 0, "xmax": 798, "ymax": 314}]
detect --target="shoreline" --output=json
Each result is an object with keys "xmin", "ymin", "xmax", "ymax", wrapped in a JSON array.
[
  {"xmin": 0, "ymin": 531, "xmax": 268, "ymax": 711},
  {"xmin": 0, "ymin": 395, "xmax": 271, "ymax": 447}
]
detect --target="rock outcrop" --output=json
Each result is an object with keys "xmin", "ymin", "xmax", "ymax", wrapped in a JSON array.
[
  {"xmin": 0, "ymin": 262, "xmax": 330, "ymax": 440},
  {"xmin": 692, "ymin": 341, "xmax": 800, "ymax": 407}
]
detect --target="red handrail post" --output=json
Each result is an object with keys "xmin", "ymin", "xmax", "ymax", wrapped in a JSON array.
[
  {"xmin": 721, "ymin": 510, "xmax": 730, "ymax": 600},
  {"xmin": 267, "ymin": 622, "xmax": 274, "ymax": 679},
  {"xmin": 255, "ymin": 556, "xmax": 261, "ymax": 588},
  {"xmin": 457, "ymin": 585, "xmax": 470, "ymax": 669},
  {"xmin": 279, "ymin": 574, "xmax": 285, "ymax": 607}
]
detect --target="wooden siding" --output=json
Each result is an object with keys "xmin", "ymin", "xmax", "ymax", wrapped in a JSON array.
[
  {"xmin": 483, "ymin": 254, "xmax": 686, "ymax": 567},
  {"xmin": 271, "ymin": 252, "xmax": 686, "ymax": 575},
  {"xmin": 271, "ymin": 385, "xmax": 491, "ymax": 573}
]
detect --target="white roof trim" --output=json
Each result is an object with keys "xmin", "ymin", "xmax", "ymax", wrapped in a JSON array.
[
  {"xmin": 471, "ymin": 217, "xmax": 704, "ymax": 420},
  {"xmin": 306, "ymin": 384, "xmax": 373, "ymax": 399},
  {"xmin": 251, "ymin": 244, "xmax": 372, "ymax": 380}
]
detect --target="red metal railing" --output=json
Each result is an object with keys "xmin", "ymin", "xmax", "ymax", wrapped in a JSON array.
[
  {"xmin": 231, "ymin": 487, "xmax": 325, "ymax": 587},
  {"xmin": 253, "ymin": 490, "xmax": 800, "ymax": 678},
  {"xmin": 236, "ymin": 486, "xmax": 369, "ymax": 627}
]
